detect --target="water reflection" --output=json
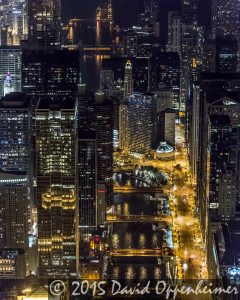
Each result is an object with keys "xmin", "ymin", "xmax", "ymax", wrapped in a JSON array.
[
  {"xmin": 108, "ymin": 258, "xmax": 163, "ymax": 281},
  {"xmin": 125, "ymin": 266, "xmax": 135, "ymax": 280},
  {"xmin": 113, "ymin": 193, "xmax": 170, "ymax": 216},
  {"xmin": 139, "ymin": 234, "xmax": 146, "ymax": 249}
]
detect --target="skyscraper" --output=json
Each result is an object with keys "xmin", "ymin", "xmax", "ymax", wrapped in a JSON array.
[
  {"xmin": 0, "ymin": 46, "xmax": 21, "ymax": 96},
  {"xmin": 102, "ymin": 57, "xmax": 150, "ymax": 94},
  {"xmin": 35, "ymin": 96, "xmax": 77, "ymax": 279},
  {"xmin": 167, "ymin": 11, "xmax": 181, "ymax": 54},
  {"xmin": 122, "ymin": 93, "xmax": 155, "ymax": 154},
  {"xmin": 123, "ymin": 30, "xmax": 138, "ymax": 57},
  {"xmin": 94, "ymin": 92, "xmax": 114, "ymax": 207},
  {"xmin": 211, "ymin": 0, "xmax": 239, "ymax": 39},
  {"xmin": 124, "ymin": 60, "xmax": 133, "ymax": 99},
  {"xmin": 194, "ymin": 74, "xmax": 240, "ymax": 249},
  {"xmin": 150, "ymin": 52, "xmax": 180, "ymax": 110},
  {"xmin": 22, "ymin": 49, "xmax": 80, "ymax": 96},
  {"xmin": 0, "ymin": 93, "xmax": 33, "ymax": 278},
  {"xmin": 77, "ymin": 130, "xmax": 101, "ymax": 242},
  {"xmin": 216, "ymin": 35, "xmax": 238, "ymax": 73},
  {"xmin": 28, "ymin": 0, "xmax": 61, "ymax": 49}
]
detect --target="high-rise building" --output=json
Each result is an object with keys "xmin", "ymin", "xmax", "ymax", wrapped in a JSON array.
[
  {"xmin": 102, "ymin": 57, "xmax": 150, "ymax": 94},
  {"xmin": 0, "ymin": 93, "xmax": 33, "ymax": 172},
  {"xmin": 0, "ymin": 46, "xmax": 21, "ymax": 96},
  {"xmin": 123, "ymin": 30, "xmax": 138, "ymax": 57},
  {"xmin": 124, "ymin": 60, "xmax": 133, "ymax": 99},
  {"xmin": 120, "ymin": 93, "xmax": 155, "ymax": 154},
  {"xmin": 99, "ymin": 69, "xmax": 115, "ymax": 97},
  {"xmin": 180, "ymin": 23, "xmax": 195, "ymax": 110},
  {"xmin": 0, "ymin": 249, "xmax": 25, "ymax": 279},
  {"xmin": 159, "ymin": 109, "xmax": 176, "ymax": 147},
  {"xmin": 0, "ymin": 1, "xmax": 27, "ymax": 46},
  {"xmin": 0, "ymin": 172, "xmax": 29, "ymax": 251},
  {"xmin": 28, "ymin": 0, "xmax": 61, "ymax": 48},
  {"xmin": 150, "ymin": 52, "xmax": 180, "ymax": 110},
  {"xmin": 77, "ymin": 130, "xmax": 99, "ymax": 242},
  {"xmin": 22, "ymin": 49, "xmax": 80, "ymax": 96},
  {"xmin": 94, "ymin": 92, "xmax": 114, "ymax": 207},
  {"xmin": 0, "ymin": 93, "xmax": 33, "ymax": 278},
  {"xmin": 216, "ymin": 35, "xmax": 238, "ymax": 73},
  {"xmin": 211, "ymin": 0, "xmax": 239, "ymax": 40},
  {"xmin": 193, "ymin": 74, "xmax": 240, "ymax": 249},
  {"xmin": 35, "ymin": 96, "xmax": 77, "ymax": 279},
  {"xmin": 139, "ymin": 0, "xmax": 159, "ymax": 31},
  {"xmin": 181, "ymin": 0, "xmax": 198, "ymax": 25},
  {"xmin": 167, "ymin": 11, "xmax": 181, "ymax": 54}
]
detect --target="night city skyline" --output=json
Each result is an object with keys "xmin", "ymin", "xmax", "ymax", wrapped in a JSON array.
[{"xmin": 0, "ymin": 0, "xmax": 240, "ymax": 299}]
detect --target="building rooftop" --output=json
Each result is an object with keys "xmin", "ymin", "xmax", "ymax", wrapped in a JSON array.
[
  {"xmin": 36, "ymin": 95, "xmax": 76, "ymax": 110},
  {"xmin": 0, "ymin": 93, "xmax": 32, "ymax": 109}
]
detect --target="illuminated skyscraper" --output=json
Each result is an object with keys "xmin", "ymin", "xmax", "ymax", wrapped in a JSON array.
[
  {"xmin": 94, "ymin": 92, "xmax": 114, "ymax": 207},
  {"xmin": 35, "ymin": 97, "xmax": 77, "ymax": 279},
  {"xmin": 193, "ymin": 74, "xmax": 240, "ymax": 249},
  {"xmin": 0, "ymin": 93, "xmax": 33, "ymax": 278},
  {"xmin": 28, "ymin": 0, "xmax": 61, "ymax": 48},
  {"xmin": 22, "ymin": 49, "xmax": 80, "ymax": 96},
  {"xmin": 212, "ymin": 0, "xmax": 239, "ymax": 39},
  {"xmin": 123, "ymin": 30, "xmax": 138, "ymax": 57},
  {"xmin": 0, "ymin": 46, "xmax": 21, "ymax": 96},
  {"xmin": 167, "ymin": 11, "xmax": 181, "ymax": 54},
  {"xmin": 150, "ymin": 52, "xmax": 180, "ymax": 110},
  {"xmin": 77, "ymin": 130, "xmax": 101, "ymax": 242},
  {"xmin": 216, "ymin": 35, "xmax": 238, "ymax": 73},
  {"xmin": 124, "ymin": 60, "xmax": 133, "ymax": 99},
  {"xmin": 126, "ymin": 93, "xmax": 155, "ymax": 154}
]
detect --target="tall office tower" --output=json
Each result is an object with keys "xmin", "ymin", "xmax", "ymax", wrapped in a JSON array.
[
  {"xmin": 159, "ymin": 109, "xmax": 176, "ymax": 147},
  {"xmin": 126, "ymin": 93, "xmax": 155, "ymax": 154},
  {"xmin": 216, "ymin": 35, "xmax": 238, "ymax": 73},
  {"xmin": 77, "ymin": 85, "xmax": 95, "ymax": 132},
  {"xmin": 124, "ymin": 60, "xmax": 133, "ymax": 100},
  {"xmin": 0, "ymin": 172, "xmax": 29, "ymax": 251},
  {"xmin": 211, "ymin": 0, "xmax": 239, "ymax": 39},
  {"xmin": 94, "ymin": 92, "xmax": 114, "ymax": 207},
  {"xmin": 119, "ymin": 103, "xmax": 129, "ymax": 151},
  {"xmin": 77, "ymin": 130, "xmax": 104, "ymax": 242},
  {"xmin": 150, "ymin": 52, "xmax": 180, "ymax": 110},
  {"xmin": 0, "ymin": 0, "xmax": 27, "ymax": 46},
  {"xmin": 209, "ymin": 115, "xmax": 236, "ymax": 219},
  {"xmin": 202, "ymin": 37, "xmax": 216, "ymax": 72},
  {"xmin": 0, "ymin": 46, "xmax": 21, "ymax": 96},
  {"xmin": 0, "ymin": 249, "xmax": 25, "ymax": 279},
  {"xmin": 194, "ymin": 74, "xmax": 240, "ymax": 249},
  {"xmin": 181, "ymin": 0, "xmax": 199, "ymax": 25},
  {"xmin": 189, "ymin": 82, "xmax": 200, "ymax": 184},
  {"xmin": 0, "ymin": 93, "xmax": 33, "ymax": 278},
  {"xmin": 123, "ymin": 30, "xmax": 138, "ymax": 57},
  {"xmin": 0, "ymin": 93, "xmax": 32, "ymax": 172},
  {"xmin": 22, "ymin": 49, "xmax": 80, "ymax": 96},
  {"xmin": 28, "ymin": 0, "xmax": 61, "ymax": 48},
  {"xmin": 180, "ymin": 23, "xmax": 195, "ymax": 109},
  {"xmin": 167, "ymin": 11, "xmax": 181, "ymax": 54},
  {"xmin": 100, "ymin": 69, "xmax": 114, "ymax": 97},
  {"xmin": 139, "ymin": 0, "xmax": 159, "ymax": 30},
  {"xmin": 35, "ymin": 97, "xmax": 77, "ymax": 279},
  {"xmin": 102, "ymin": 57, "xmax": 150, "ymax": 94}
]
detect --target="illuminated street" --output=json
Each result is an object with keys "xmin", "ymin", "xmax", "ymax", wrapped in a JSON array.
[{"xmin": 111, "ymin": 123, "xmax": 208, "ymax": 285}]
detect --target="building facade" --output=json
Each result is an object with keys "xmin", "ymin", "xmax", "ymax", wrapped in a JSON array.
[{"xmin": 35, "ymin": 97, "xmax": 77, "ymax": 278}]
